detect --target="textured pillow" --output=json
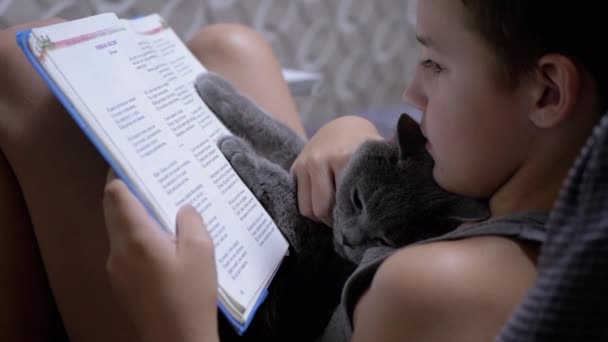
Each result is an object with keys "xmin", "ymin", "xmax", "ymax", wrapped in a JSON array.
[{"xmin": 498, "ymin": 113, "xmax": 608, "ymax": 341}]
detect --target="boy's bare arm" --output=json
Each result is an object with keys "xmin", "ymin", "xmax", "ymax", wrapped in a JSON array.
[
  {"xmin": 291, "ymin": 115, "xmax": 383, "ymax": 225},
  {"xmin": 352, "ymin": 236, "xmax": 539, "ymax": 342}
]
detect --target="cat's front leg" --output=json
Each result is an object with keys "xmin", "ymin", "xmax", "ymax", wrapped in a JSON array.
[
  {"xmin": 218, "ymin": 136, "xmax": 354, "ymax": 341},
  {"xmin": 218, "ymin": 136, "xmax": 323, "ymax": 253},
  {"xmin": 196, "ymin": 73, "xmax": 304, "ymax": 170}
]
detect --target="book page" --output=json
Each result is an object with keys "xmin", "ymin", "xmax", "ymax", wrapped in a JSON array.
[{"xmin": 29, "ymin": 13, "xmax": 288, "ymax": 318}]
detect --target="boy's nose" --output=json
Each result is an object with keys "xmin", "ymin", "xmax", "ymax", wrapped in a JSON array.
[{"xmin": 402, "ymin": 78, "xmax": 427, "ymax": 111}]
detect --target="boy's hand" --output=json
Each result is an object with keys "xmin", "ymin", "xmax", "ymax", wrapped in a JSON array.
[
  {"xmin": 291, "ymin": 115, "xmax": 383, "ymax": 226},
  {"xmin": 103, "ymin": 172, "xmax": 219, "ymax": 342}
]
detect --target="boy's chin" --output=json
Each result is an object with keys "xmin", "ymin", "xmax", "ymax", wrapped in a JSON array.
[
  {"xmin": 433, "ymin": 168, "xmax": 476, "ymax": 197},
  {"xmin": 431, "ymin": 167, "xmax": 452, "ymax": 191}
]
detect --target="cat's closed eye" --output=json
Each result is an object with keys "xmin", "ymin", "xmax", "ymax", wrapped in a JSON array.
[
  {"xmin": 366, "ymin": 235, "xmax": 384, "ymax": 246},
  {"xmin": 351, "ymin": 187, "xmax": 363, "ymax": 212}
]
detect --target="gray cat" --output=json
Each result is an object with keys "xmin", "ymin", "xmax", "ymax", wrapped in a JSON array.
[{"xmin": 194, "ymin": 72, "xmax": 489, "ymax": 340}]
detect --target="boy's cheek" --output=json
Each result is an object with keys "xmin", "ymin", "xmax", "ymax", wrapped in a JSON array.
[{"xmin": 430, "ymin": 137, "xmax": 485, "ymax": 196}]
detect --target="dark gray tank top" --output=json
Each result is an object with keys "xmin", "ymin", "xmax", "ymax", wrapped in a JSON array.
[{"xmin": 317, "ymin": 211, "xmax": 548, "ymax": 342}]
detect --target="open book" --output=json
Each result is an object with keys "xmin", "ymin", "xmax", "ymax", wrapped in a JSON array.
[{"xmin": 16, "ymin": 13, "xmax": 299, "ymax": 335}]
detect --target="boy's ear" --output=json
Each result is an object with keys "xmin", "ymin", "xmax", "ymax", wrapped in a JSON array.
[
  {"xmin": 396, "ymin": 113, "xmax": 425, "ymax": 157},
  {"xmin": 529, "ymin": 54, "xmax": 582, "ymax": 128}
]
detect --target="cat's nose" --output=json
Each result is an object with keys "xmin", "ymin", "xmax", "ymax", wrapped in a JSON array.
[
  {"xmin": 341, "ymin": 235, "xmax": 353, "ymax": 247},
  {"xmin": 342, "ymin": 231, "xmax": 363, "ymax": 247}
]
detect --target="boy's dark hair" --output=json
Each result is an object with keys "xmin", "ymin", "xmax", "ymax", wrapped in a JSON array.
[{"xmin": 462, "ymin": 1, "xmax": 606, "ymax": 111}]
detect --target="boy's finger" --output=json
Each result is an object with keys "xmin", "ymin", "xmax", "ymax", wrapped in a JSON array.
[
  {"xmin": 176, "ymin": 205, "xmax": 215, "ymax": 258},
  {"xmin": 103, "ymin": 178, "xmax": 163, "ymax": 247},
  {"xmin": 106, "ymin": 168, "xmax": 118, "ymax": 183},
  {"xmin": 310, "ymin": 165, "xmax": 335, "ymax": 226},
  {"xmin": 295, "ymin": 168, "xmax": 314, "ymax": 220}
]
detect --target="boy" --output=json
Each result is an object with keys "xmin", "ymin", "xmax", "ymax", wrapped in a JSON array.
[
  {"xmin": 104, "ymin": 0, "xmax": 606, "ymax": 341},
  {"xmin": 1, "ymin": 1, "xmax": 605, "ymax": 342}
]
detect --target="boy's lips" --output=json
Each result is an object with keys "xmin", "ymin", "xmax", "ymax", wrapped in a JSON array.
[
  {"xmin": 420, "ymin": 123, "xmax": 428, "ymax": 139},
  {"xmin": 420, "ymin": 126, "xmax": 431, "ymax": 150},
  {"xmin": 421, "ymin": 131, "xmax": 433, "ymax": 153}
]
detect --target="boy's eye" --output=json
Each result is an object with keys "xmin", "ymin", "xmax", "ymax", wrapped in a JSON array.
[{"xmin": 420, "ymin": 59, "xmax": 444, "ymax": 74}]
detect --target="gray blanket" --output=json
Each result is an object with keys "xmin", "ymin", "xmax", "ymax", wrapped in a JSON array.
[{"xmin": 498, "ymin": 113, "xmax": 608, "ymax": 341}]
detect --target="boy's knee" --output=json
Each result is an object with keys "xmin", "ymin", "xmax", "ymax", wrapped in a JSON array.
[
  {"xmin": 0, "ymin": 18, "xmax": 67, "ymax": 142},
  {"xmin": 187, "ymin": 23, "xmax": 274, "ymax": 67},
  {"xmin": 0, "ymin": 18, "xmax": 65, "ymax": 62},
  {"xmin": 0, "ymin": 18, "xmax": 66, "ymax": 98}
]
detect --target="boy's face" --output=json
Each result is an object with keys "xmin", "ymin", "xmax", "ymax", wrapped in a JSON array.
[{"xmin": 403, "ymin": 0, "xmax": 536, "ymax": 198}]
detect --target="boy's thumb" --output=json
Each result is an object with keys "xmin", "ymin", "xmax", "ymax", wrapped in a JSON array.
[{"xmin": 176, "ymin": 205, "xmax": 214, "ymax": 256}]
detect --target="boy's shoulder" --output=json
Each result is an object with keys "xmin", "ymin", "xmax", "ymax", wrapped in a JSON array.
[
  {"xmin": 352, "ymin": 236, "xmax": 539, "ymax": 341},
  {"xmin": 379, "ymin": 235, "xmax": 539, "ymax": 291}
]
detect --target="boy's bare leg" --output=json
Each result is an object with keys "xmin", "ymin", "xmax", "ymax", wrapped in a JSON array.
[
  {"xmin": 0, "ymin": 18, "xmax": 138, "ymax": 341},
  {"xmin": 0, "ymin": 152, "xmax": 56, "ymax": 341},
  {"xmin": 0, "ymin": 20, "xmax": 303, "ymax": 342}
]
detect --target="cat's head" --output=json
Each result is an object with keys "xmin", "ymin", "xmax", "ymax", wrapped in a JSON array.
[{"xmin": 332, "ymin": 113, "xmax": 489, "ymax": 263}]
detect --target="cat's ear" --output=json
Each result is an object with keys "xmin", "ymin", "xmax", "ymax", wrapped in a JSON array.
[
  {"xmin": 395, "ymin": 113, "xmax": 425, "ymax": 158},
  {"xmin": 446, "ymin": 198, "xmax": 490, "ymax": 222}
]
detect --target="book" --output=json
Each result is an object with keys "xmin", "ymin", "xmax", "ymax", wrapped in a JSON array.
[{"xmin": 16, "ymin": 12, "xmax": 296, "ymax": 335}]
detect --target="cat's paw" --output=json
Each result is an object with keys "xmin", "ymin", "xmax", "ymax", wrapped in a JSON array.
[
  {"xmin": 195, "ymin": 72, "xmax": 269, "ymax": 134},
  {"xmin": 219, "ymin": 136, "xmax": 303, "ymax": 236},
  {"xmin": 218, "ymin": 136, "xmax": 286, "ymax": 201},
  {"xmin": 218, "ymin": 135, "xmax": 256, "ymax": 160},
  {"xmin": 219, "ymin": 138, "xmax": 264, "ymax": 197},
  {"xmin": 194, "ymin": 72, "xmax": 236, "ymax": 102},
  {"xmin": 194, "ymin": 73, "xmax": 243, "ymax": 126}
]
